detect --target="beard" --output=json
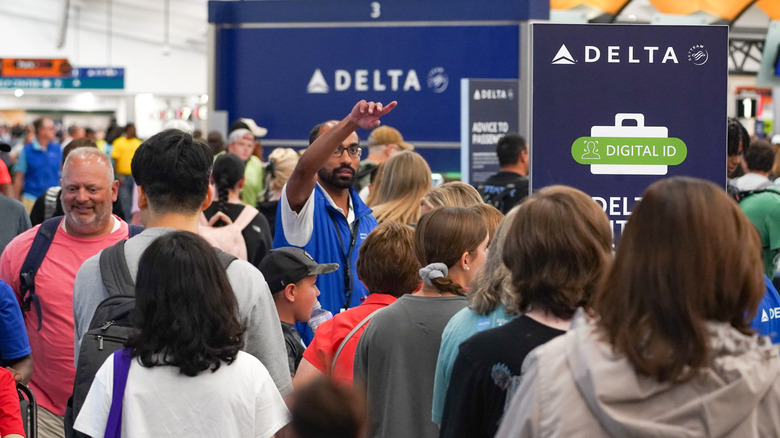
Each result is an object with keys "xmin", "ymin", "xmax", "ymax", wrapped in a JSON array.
[
  {"xmin": 64, "ymin": 202, "xmax": 111, "ymax": 235},
  {"xmin": 318, "ymin": 164, "xmax": 356, "ymax": 189}
]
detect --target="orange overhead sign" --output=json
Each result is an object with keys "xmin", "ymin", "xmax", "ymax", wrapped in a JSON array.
[
  {"xmin": 0, "ymin": 59, "xmax": 72, "ymax": 78},
  {"xmin": 649, "ymin": 0, "xmax": 754, "ymax": 21},
  {"xmin": 551, "ymin": 0, "xmax": 630, "ymax": 16},
  {"xmin": 757, "ymin": 0, "xmax": 780, "ymax": 20}
]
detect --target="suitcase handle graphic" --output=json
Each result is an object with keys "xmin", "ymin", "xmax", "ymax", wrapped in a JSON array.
[
  {"xmin": 615, "ymin": 113, "xmax": 645, "ymax": 128},
  {"xmin": 574, "ymin": 113, "xmax": 685, "ymax": 175}
]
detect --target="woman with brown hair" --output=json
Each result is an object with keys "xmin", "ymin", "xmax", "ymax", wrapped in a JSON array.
[
  {"xmin": 367, "ymin": 151, "xmax": 432, "ymax": 226},
  {"xmin": 353, "ymin": 207, "xmax": 488, "ymax": 438},
  {"xmin": 432, "ymin": 206, "xmax": 517, "ymax": 426},
  {"xmin": 497, "ymin": 177, "xmax": 780, "ymax": 438},
  {"xmin": 440, "ymin": 186, "xmax": 612, "ymax": 438}
]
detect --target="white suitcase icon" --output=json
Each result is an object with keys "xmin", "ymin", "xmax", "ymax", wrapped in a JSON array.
[{"xmin": 589, "ymin": 113, "xmax": 668, "ymax": 175}]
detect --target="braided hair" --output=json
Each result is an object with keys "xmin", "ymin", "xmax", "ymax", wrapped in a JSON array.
[{"xmin": 212, "ymin": 153, "xmax": 245, "ymax": 214}]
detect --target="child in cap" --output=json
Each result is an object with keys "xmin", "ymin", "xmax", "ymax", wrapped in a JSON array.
[{"xmin": 259, "ymin": 247, "xmax": 338, "ymax": 377}]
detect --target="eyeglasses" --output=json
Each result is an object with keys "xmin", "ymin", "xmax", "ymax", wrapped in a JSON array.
[{"xmin": 332, "ymin": 145, "xmax": 362, "ymax": 158}]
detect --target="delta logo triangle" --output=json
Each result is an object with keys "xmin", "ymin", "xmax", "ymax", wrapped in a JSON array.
[
  {"xmin": 307, "ymin": 69, "xmax": 329, "ymax": 94},
  {"xmin": 762, "ymin": 309, "xmax": 769, "ymax": 322},
  {"xmin": 552, "ymin": 44, "xmax": 576, "ymax": 65}
]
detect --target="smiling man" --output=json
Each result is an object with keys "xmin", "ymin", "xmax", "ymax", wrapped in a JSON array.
[
  {"xmin": 0, "ymin": 148, "xmax": 129, "ymax": 438},
  {"xmin": 273, "ymin": 100, "xmax": 397, "ymax": 342}
]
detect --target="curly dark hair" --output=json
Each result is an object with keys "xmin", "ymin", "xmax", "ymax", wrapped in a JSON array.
[{"xmin": 128, "ymin": 231, "xmax": 246, "ymax": 376}]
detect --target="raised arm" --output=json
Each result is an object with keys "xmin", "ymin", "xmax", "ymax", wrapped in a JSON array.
[{"xmin": 285, "ymin": 100, "xmax": 397, "ymax": 212}]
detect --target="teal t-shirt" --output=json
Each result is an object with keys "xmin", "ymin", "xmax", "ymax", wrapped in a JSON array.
[
  {"xmin": 431, "ymin": 305, "xmax": 516, "ymax": 424},
  {"xmin": 740, "ymin": 187, "xmax": 780, "ymax": 278}
]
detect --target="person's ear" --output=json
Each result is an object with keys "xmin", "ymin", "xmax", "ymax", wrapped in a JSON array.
[
  {"xmin": 201, "ymin": 185, "xmax": 213, "ymax": 211},
  {"xmin": 459, "ymin": 251, "xmax": 471, "ymax": 272},
  {"xmin": 284, "ymin": 283, "xmax": 296, "ymax": 303},
  {"xmin": 110, "ymin": 179, "xmax": 119, "ymax": 202},
  {"xmin": 137, "ymin": 186, "xmax": 148, "ymax": 210},
  {"xmin": 519, "ymin": 149, "xmax": 529, "ymax": 164},
  {"xmin": 237, "ymin": 177, "xmax": 246, "ymax": 191}
]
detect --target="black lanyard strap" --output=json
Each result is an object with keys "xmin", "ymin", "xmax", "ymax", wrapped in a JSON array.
[{"xmin": 329, "ymin": 211, "xmax": 360, "ymax": 311}]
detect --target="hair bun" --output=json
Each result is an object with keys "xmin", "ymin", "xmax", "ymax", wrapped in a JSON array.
[{"xmin": 419, "ymin": 263, "xmax": 448, "ymax": 286}]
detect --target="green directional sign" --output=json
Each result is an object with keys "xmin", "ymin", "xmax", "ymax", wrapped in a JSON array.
[{"xmin": 571, "ymin": 136, "xmax": 687, "ymax": 166}]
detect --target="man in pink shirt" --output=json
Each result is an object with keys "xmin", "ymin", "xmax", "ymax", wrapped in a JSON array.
[{"xmin": 0, "ymin": 147, "xmax": 129, "ymax": 438}]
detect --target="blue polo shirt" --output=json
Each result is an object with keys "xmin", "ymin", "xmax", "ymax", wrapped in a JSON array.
[{"xmin": 16, "ymin": 139, "xmax": 62, "ymax": 199}]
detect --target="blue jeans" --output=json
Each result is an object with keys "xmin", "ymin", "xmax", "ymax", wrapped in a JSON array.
[{"xmin": 118, "ymin": 174, "xmax": 134, "ymax": 220}]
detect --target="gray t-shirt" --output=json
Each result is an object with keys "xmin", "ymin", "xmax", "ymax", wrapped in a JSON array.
[
  {"xmin": 0, "ymin": 195, "xmax": 31, "ymax": 254},
  {"xmin": 73, "ymin": 227, "xmax": 293, "ymax": 396},
  {"xmin": 354, "ymin": 294, "xmax": 469, "ymax": 438}
]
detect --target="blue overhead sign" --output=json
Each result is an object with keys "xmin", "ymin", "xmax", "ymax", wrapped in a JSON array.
[
  {"xmin": 0, "ymin": 67, "xmax": 125, "ymax": 89},
  {"xmin": 208, "ymin": 0, "xmax": 547, "ymax": 24},
  {"xmin": 214, "ymin": 25, "xmax": 520, "ymax": 172},
  {"xmin": 531, "ymin": 24, "xmax": 727, "ymax": 240}
]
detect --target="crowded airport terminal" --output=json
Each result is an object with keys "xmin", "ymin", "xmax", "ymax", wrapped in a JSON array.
[{"xmin": 2, "ymin": 0, "xmax": 780, "ymax": 437}]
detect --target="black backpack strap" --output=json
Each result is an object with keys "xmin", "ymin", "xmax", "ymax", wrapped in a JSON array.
[
  {"xmin": 738, "ymin": 183, "xmax": 780, "ymax": 202},
  {"xmin": 128, "ymin": 224, "xmax": 144, "ymax": 238},
  {"xmin": 19, "ymin": 216, "xmax": 62, "ymax": 331},
  {"xmin": 352, "ymin": 162, "xmax": 379, "ymax": 191},
  {"xmin": 215, "ymin": 248, "xmax": 237, "ymax": 270},
  {"xmin": 99, "ymin": 240, "xmax": 135, "ymax": 297}
]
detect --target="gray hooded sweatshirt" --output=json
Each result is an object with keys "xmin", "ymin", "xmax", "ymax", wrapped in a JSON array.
[{"xmin": 496, "ymin": 311, "xmax": 780, "ymax": 438}]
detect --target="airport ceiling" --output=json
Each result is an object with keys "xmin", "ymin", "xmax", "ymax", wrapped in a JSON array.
[
  {"xmin": 0, "ymin": 0, "xmax": 209, "ymax": 54},
  {"xmin": 0, "ymin": 0, "xmax": 774, "ymax": 57}
]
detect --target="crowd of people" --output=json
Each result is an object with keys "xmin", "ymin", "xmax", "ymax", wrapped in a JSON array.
[{"xmin": 0, "ymin": 101, "xmax": 779, "ymax": 438}]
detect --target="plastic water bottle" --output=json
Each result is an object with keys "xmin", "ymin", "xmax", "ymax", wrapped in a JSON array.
[{"xmin": 308, "ymin": 301, "xmax": 333, "ymax": 333}]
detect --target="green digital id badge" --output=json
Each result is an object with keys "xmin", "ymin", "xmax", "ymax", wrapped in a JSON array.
[{"xmin": 571, "ymin": 113, "xmax": 687, "ymax": 175}]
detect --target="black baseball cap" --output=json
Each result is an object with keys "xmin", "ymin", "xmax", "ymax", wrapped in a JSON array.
[{"xmin": 259, "ymin": 247, "xmax": 338, "ymax": 294}]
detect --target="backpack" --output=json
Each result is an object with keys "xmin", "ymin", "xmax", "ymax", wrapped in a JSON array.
[
  {"xmin": 65, "ymin": 239, "xmax": 236, "ymax": 438},
  {"xmin": 18, "ymin": 216, "xmax": 143, "ymax": 331},
  {"xmin": 352, "ymin": 161, "xmax": 379, "ymax": 192},
  {"xmin": 198, "ymin": 205, "xmax": 259, "ymax": 261},
  {"xmin": 477, "ymin": 183, "xmax": 517, "ymax": 214},
  {"xmin": 43, "ymin": 186, "xmax": 60, "ymax": 221},
  {"xmin": 730, "ymin": 180, "xmax": 780, "ymax": 203}
]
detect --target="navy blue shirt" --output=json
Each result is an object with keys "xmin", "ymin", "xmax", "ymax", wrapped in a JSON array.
[
  {"xmin": 0, "ymin": 280, "xmax": 31, "ymax": 362},
  {"xmin": 750, "ymin": 275, "xmax": 780, "ymax": 344}
]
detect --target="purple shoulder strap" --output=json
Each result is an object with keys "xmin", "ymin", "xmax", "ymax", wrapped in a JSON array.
[{"xmin": 104, "ymin": 347, "xmax": 133, "ymax": 438}]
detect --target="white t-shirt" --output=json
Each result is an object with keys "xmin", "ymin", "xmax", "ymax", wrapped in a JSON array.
[
  {"xmin": 279, "ymin": 182, "xmax": 354, "ymax": 247},
  {"xmin": 74, "ymin": 351, "xmax": 290, "ymax": 438}
]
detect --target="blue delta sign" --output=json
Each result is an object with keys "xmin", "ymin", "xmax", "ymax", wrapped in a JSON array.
[
  {"xmin": 208, "ymin": 0, "xmax": 549, "ymax": 172},
  {"xmin": 214, "ymin": 26, "xmax": 520, "ymax": 172},
  {"xmin": 531, "ymin": 24, "xmax": 728, "ymax": 240}
]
